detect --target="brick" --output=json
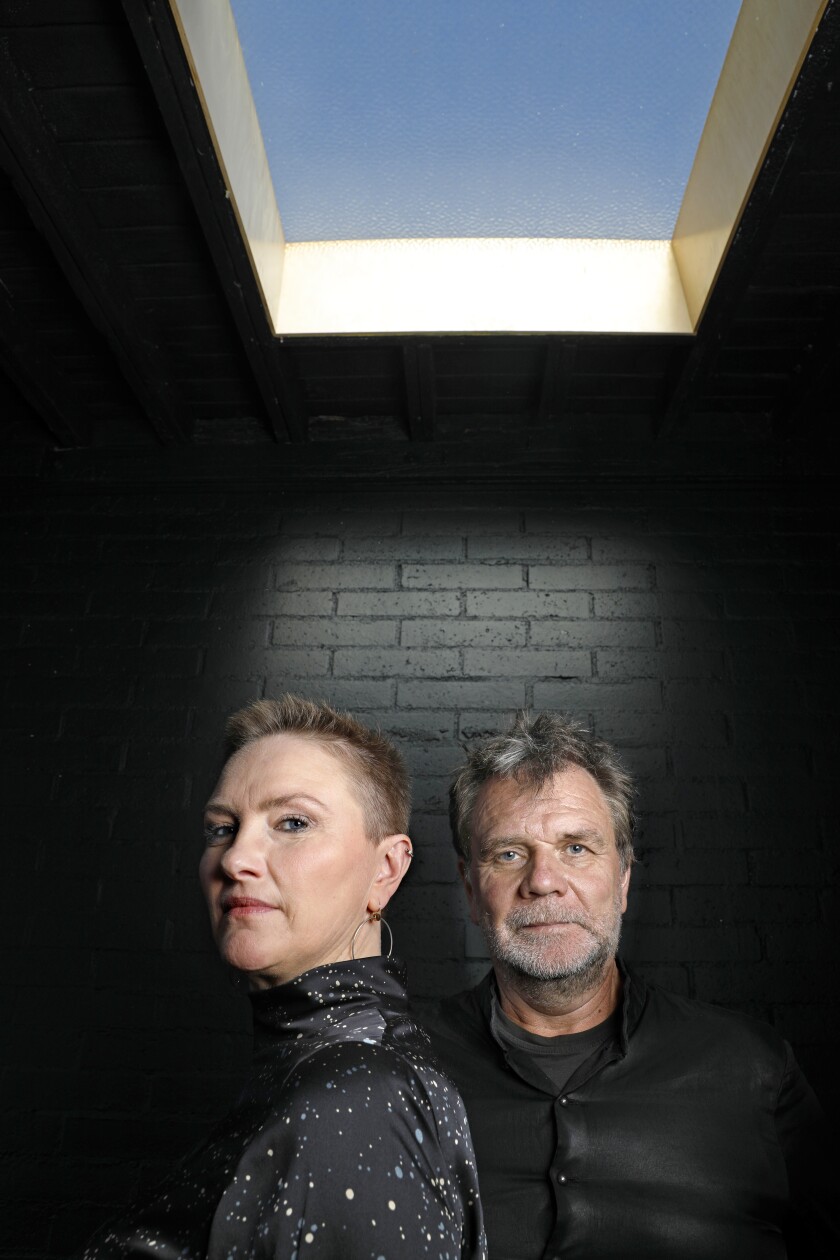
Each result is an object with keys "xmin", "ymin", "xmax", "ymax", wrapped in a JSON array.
[
  {"xmin": 783, "ymin": 563, "xmax": 840, "ymax": 591},
  {"xmin": 591, "ymin": 537, "xmax": 665, "ymax": 563},
  {"xmin": 530, "ymin": 564, "xmax": 653, "ymax": 590},
  {"xmin": 792, "ymin": 619, "xmax": 840, "ymax": 648},
  {"xmin": 467, "ymin": 536, "xmax": 588, "ymax": 562},
  {"xmin": 88, "ymin": 590, "xmax": 211, "ymax": 617},
  {"xmin": 730, "ymin": 649, "xmax": 836, "ymax": 680},
  {"xmin": 343, "ymin": 536, "xmax": 465, "ymax": 561},
  {"xmin": 77, "ymin": 645, "xmax": 203, "ymax": 677},
  {"xmin": 338, "ymin": 591, "xmax": 461, "ymax": 617},
  {"xmin": 280, "ymin": 510, "xmax": 401, "ymax": 536},
  {"xmin": 723, "ymin": 590, "xmax": 793, "ymax": 619},
  {"xmin": 333, "ymin": 647, "xmax": 460, "ymax": 677},
  {"xmin": 749, "ymin": 849, "xmax": 830, "ymax": 886},
  {"xmin": 398, "ymin": 742, "xmax": 463, "ymax": 777},
  {"xmin": 272, "ymin": 617, "xmax": 396, "ymax": 647},
  {"xmin": 457, "ymin": 710, "xmax": 526, "ymax": 740},
  {"xmin": 205, "ymin": 645, "xmax": 331, "ymax": 678},
  {"xmin": 5, "ymin": 589, "xmax": 88, "ymax": 616},
  {"xmin": 401, "ymin": 619, "xmax": 527, "ymax": 648},
  {"xmin": 679, "ymin": 816, "xmax": 791, "ymax": 850},
  {"xmin": 0, "ymin": 619, "xmax": 21, "ymax": 647},
  {"xmin": 636, "ymin": 849, "xmax": 749, "ymax": 886},
  {"xmin": 398, "ymin": 680, "xmax": 527, "ymax": 709},
  {"xmin": 656, "ymin": 563, "xmax": 776, "ymax": 592},
  {"xmin": 275, "ymin": 563, "xmax": 397, "ymax": 591},
  {"xmin": 263, "ymin": 678, "xmax": 395, "ymax": 709},
  {"xmin": 466, "ymin": 591, "xmax": 590, "ymax": 618},
  {"xmin": 629, "ymin": 925, "xmax": 760, "ymax": 962},
  {"xmin": 224, "ymin": 590, "xmax": 335, "ymax": 617},
  {"xmin": 663, "ymin": 681, "xmax": 740, "ymax": 712},
  {"xmin": 37, "ymin": 562, "xmax": 156, "ymax": 591},
  {"xmin": 411, "ymin": 842, "xmax": 461, "ymax": 882},
  {"xmin": 532, "ymin": 680, "xmax": 663, "ymax": 712},
  {"xmin": 622, "ymin": 887, "xmax": 672, "ymax": 924},
  {"xmin": 674, "ymin": 886, "xmax": 816, "ymax": 927},
  {"xmin": 402, "ymin": 509, "xmax": 520, "ymax": 534},
  {"xmin": 408, "ymin": 813, "xmax": 455, "ymax": 848},
  {"xmin": 272, "ymin": 536, "xmax": 341, "ymax": 561},
  {"xmin": 641, "ymin": 778, "xmax": 746, "ymax": 814},
  {"xmin": 464, "ymin": 648, "xmax": 592, "ymax": 677},
  {"xmin": 660, "ymin": 618, "xmax": 794, "ymax": 649},
  {"xmin": 530, "ymin": 620, "xmax": 655, "ymax": 648},
  {"xmin": 590, "ymin": 711, "xmax": 671, "ymax": 745},
  {"xmin": 402, "ymin": 563, "xmax": 525, "ymax": 589},
  {"xmin": 24, "ymin": 616, "xmax": 146, "ymax": 648},
  {"xmin": 671, "ymin": 743, "xmax": 808, "ymax": 777},
  {"xmin": 356, "ymin": 711, "xmax": 456, "ymax": 740},
  {"xmin": 593, "ymin": 592, "xmax": 660, "ymax": 618},
  {"xmin": 597, "ymin": 649, "xmax": 725, "ymax": 680}
]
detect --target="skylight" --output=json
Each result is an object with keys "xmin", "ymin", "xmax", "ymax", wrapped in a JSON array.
[
  {"xmin": 229, "ymin": 0, "xmax": 741, "ymax": 243},
  {"xmin": 169, "ymin": 0, "xmax": 827, "ymax": 335}
]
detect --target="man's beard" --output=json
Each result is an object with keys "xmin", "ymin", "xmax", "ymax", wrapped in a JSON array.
[{"xmin": 479, "ymin": 896, "xmax": 624, "ymax": 1000}]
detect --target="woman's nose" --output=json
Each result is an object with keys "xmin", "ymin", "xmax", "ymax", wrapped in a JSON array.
[{"xmin": 219, "ymin": 824, "xmax": 266, "ymax": 879}]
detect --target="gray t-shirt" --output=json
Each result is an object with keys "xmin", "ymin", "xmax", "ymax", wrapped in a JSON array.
[{"xmin": 491, "ymin": 995, "xmax": 621, "ymax": 1093}]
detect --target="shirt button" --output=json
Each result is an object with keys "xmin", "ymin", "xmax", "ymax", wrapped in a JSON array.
[
  {"xmin": 559, "ymin": 1096, "xmax": 569, "ymax": 1106},
  {"xmin": 555, "ymin": 1171, "xmax": 567, "ymax": 1184}
]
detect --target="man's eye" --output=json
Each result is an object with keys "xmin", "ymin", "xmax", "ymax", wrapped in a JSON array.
[
  {"xmin": 567, "ymin": 843, "xmax": 587, "ymax": 856},
  {"xmin": 278, "ymin": 815, "xmax": 310, "ymax": 832},
  {"xmin": 204, "ymin": 822, "xmax": 235, "ymax": 845},
  {"xmin": 496, "ymin": 850, "xmax": 521, "ymax": 863}
]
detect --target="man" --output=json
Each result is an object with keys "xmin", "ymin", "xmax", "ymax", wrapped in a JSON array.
[{"xmin": 419, "ymin": 710, "xmax": 837, "ymax": 1258}]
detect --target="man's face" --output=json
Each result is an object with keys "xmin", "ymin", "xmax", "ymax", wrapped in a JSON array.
[{"xmin": 461, "ymin": 765, "xmax": 630, "ymax": 985}]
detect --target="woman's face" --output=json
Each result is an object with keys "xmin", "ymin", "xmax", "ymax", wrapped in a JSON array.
[{"xmin": 199, "ymin": 733, "xmax": 393, "ymax": 989}]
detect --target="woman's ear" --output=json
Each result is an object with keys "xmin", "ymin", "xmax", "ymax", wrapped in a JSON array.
[{"xmin": 369, "ymin": 834, "xmax": 413, "ymax": 911}]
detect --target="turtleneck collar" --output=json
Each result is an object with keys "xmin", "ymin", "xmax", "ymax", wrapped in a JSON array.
[{"xmin": 248, "ymin": 955, "xmax": 408, "ymax": 1041}]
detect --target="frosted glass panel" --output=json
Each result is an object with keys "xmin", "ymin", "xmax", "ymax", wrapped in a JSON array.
[{"xmin": 229, "ymin": 0, "xmax": 742, "ymax": 242}]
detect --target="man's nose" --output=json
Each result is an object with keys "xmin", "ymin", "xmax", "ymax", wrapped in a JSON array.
[
  {"xmin": 219, "ymin": 822, "xmax": 266, "ymax": 879},
  {"xmin": 521, "ymin": 848, "xmax": 569, "ymax": 897}
]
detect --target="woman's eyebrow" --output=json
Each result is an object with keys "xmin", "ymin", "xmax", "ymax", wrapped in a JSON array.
[
  {"xmin": 203, "ymin": 799, "xmax": 234, "ymax": 815},
  {"xmin": 257, "ymin": 793, "xmax": 329, "ymax": 813}
]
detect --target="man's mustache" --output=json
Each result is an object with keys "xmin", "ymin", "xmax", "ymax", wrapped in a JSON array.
[{"xmin": 504, "ymin": 906, "xmax": 594, "ymax": 930}]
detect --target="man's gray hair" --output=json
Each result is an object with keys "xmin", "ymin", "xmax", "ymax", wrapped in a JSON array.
[{"xmin": 450, "ymin": 711, "xmax": 636, "ymax": 870}]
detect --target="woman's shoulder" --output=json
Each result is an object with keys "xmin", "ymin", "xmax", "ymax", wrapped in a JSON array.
[{"xmin": 283, "ymin": 1028, "xmax": 468, "ymax": 1134}]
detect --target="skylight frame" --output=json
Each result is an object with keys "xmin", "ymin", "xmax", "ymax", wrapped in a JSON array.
[{"xmin": 169, "ymin": 0, "xmax": 828, "ymax": 337}]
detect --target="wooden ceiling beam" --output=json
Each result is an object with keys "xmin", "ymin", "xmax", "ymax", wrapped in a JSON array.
[
  {"xmin": 0, "ymin": 38, "xmax": 189, "ymax": 446},
  {"xmin": 538, "ymin": 339, "xmax": 577, "ymax": 422},
  {"xmin": 402, "ymin": 342, "xmax": 436, "ymax": 440},
  {"xmin": 122, "ymin": 0, "xmax": 307, "ymax": 444},
  {"xmin": 0, "ymin": 283, "xmax": 89, "ymax": 447}
]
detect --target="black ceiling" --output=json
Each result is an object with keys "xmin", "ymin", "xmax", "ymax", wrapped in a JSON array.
[{"xmin": 1, "ymin": 0, "xmax": 839, "ymax": 487}]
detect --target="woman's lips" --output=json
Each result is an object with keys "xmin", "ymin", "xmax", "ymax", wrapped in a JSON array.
[{"xmin": 222, "ymin": 896, "xmax": 276, "ymax": 917}]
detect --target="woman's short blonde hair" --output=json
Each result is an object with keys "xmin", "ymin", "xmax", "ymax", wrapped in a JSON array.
[{"xmin": 224, "ymin": 695, "xmax": 410, "ymax": 841}]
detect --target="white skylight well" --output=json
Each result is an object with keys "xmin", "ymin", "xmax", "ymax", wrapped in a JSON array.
[{"xmin": 169, "ymin": 0, "xmax": 828, "ymax": 335}]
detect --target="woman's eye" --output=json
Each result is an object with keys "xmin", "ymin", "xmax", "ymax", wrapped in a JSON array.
[
  {"xmin": 204, "ymin": 822, "xmax": 235, "ymax": 845},
  {"xmin": 278, "ymin": 815, "xmax": 310, "ymax": 833}
]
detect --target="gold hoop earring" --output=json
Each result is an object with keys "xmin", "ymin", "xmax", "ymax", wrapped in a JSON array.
[{"xmin": 350, "ymin": 909, "xmax": 394, "ymax": 960}]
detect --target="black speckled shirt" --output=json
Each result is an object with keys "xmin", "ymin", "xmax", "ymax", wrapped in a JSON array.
[{"xmin": 84, "ymin": 957, "xmax": 486, "ymax": 1260}]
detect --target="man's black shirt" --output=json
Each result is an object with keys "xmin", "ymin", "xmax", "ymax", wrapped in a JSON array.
[{"xmin": 419, "ymin": 963, "xmax": 838, "ymax": 1260}]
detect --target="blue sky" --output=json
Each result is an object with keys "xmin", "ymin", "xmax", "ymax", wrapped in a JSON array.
[{"xmin": 230, "ymin": 0, "xmax": 743, "ymax": 241}]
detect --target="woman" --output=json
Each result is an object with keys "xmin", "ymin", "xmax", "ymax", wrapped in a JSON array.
[{"xmin": 85, "ymin": 695, "xmax": 485, "ymax": 1259}]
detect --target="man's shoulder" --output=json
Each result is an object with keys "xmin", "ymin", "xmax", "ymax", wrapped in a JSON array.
[
  {"xmin": 412, "ymin": 972, "xmax": 493, "ymax": 1043},
  {"xmin": 629, "ymin": 966, "xmax": 792, "ymax": 1067}
]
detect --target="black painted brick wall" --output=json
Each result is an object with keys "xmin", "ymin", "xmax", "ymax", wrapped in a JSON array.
[{"xmin": 2, "ymin": 481, "xmax": 838, "ymax": 1257}]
